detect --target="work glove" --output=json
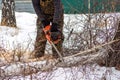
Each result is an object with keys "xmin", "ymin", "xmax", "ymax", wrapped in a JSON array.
[
  {"xmin": 41, "ymin": 20, "xmax": 50, "ymax": 28},
  {"xmin": 50, "ymin": 23, "xmax": 62, "ymax": 42}
]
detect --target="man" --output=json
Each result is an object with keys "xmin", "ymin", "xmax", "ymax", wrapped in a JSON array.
[{"xmin": 32, "ymin": 0, "xmax": 64, "ymax": 59}]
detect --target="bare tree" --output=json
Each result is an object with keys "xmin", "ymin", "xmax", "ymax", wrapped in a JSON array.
[{"xmin": 1, "ymin": 0, "xmax": 16, "ymax": 27}]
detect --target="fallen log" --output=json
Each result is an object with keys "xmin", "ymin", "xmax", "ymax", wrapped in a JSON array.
[{"xmin": 0, "ymin": 39, "xmax": 120, "ymax": 77}]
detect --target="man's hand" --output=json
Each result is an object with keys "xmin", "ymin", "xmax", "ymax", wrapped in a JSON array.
[
  {"xmin": 50, "ymin": 23, "xmax": 62, "ymax": 42},
  {"xmin": 51, "ymin": 31, "xmax": 61, "ymax": 41},
  {"xmin": 41, "ymin": 20, "xmax": 50, "ymax": 28}
]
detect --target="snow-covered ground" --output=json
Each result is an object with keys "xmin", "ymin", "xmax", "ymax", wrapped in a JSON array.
[
  {"xmin": 11, "ymin": 64, "xmax": 120, "ymax": 80},
  {"xmin": 0, "ymin": 11, "xmax": 120, "ymax": 79},
  {"xmin": 0, "ymin": 12, "xmax": 36, "ymax": 51}
]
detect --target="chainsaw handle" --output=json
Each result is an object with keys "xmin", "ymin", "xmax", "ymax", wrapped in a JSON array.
[{"xmin": 43, "ymin": 25, "xmax": 51, "ymax": 42}]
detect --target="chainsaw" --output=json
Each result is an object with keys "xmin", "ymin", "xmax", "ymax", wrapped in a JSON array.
[{"xmin": 43, "ymin": 25, "xmax": 64, "ymax": 62}]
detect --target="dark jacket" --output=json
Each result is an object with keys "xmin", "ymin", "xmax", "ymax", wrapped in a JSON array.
[{"xmin": 32, "ymin": 0, "xmax": 63, "ymax": 24}]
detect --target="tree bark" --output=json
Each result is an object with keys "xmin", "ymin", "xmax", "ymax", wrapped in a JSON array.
[{"xmin": 1, "ymin": 0, "xmax": 16, "ymax": 27}]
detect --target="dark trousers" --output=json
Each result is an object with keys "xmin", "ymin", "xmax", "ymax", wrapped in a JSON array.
[{"xmin": 34, "ymin": 15, "xmax": 64, "ymax": 58}]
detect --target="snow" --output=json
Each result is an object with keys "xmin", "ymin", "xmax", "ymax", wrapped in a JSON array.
[
  {"xmin": 0, "ymin": 11, "xmax": 36, "ymax": 51},
  {"xmin": 11, "ymin": 64, "xmax": 120, "ymax": 80},
  {"xmin": 0, "ymin": 10, "xmax": 120, "ymax": 79}
]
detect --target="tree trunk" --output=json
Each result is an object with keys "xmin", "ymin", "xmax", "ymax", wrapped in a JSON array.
[{"xmin": 1, "ymin": 0, "xmax": 16, "ymax": 27}]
